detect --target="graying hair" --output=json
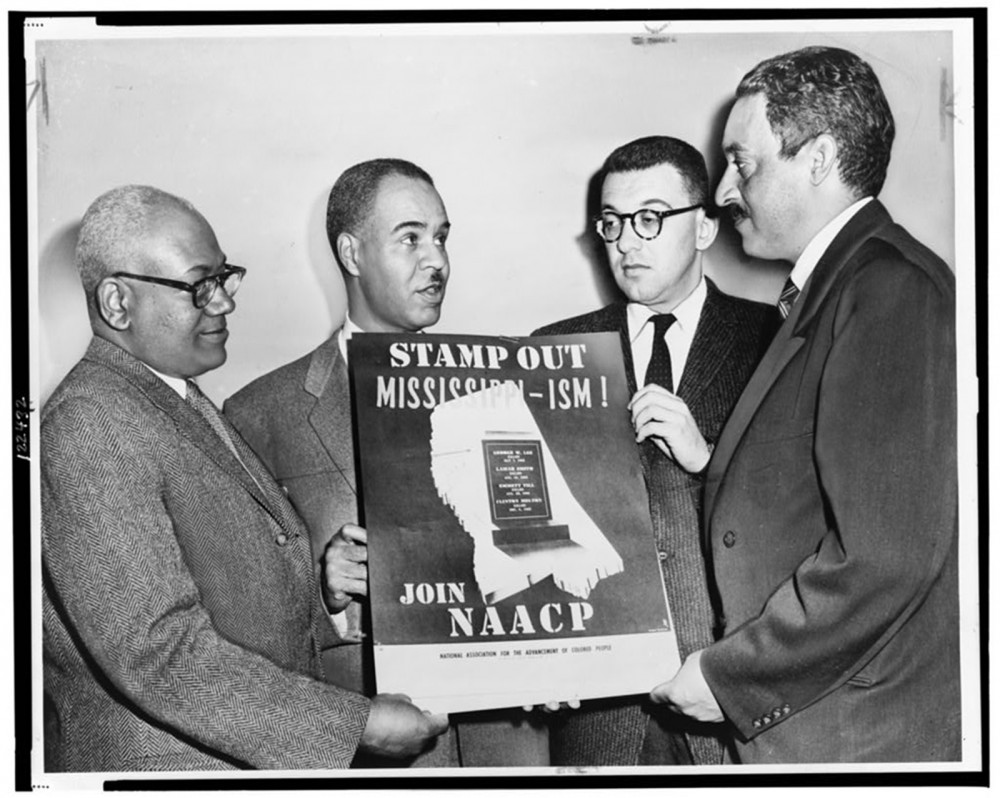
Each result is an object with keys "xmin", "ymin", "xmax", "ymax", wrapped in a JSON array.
[{"xmin": 74, "ymin": 185, "xmax": 199, "ymax": 307}]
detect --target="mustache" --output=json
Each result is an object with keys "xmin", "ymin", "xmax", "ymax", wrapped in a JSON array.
[{"xmin": 728, "ymin": 205, "xmax": 749, "ymax": 223}]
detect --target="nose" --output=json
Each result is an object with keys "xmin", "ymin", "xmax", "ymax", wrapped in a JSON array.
[
  {"xmin": 715, "ymin": 164, "xmax": 741, "ymax": 208},
  {"xmin": 421, "ymin": 241, "xmax": 448, "ymax": 273},
  {"xmin": 615, "ymin": 221, "xmax": 643, "ymax": 255},
  {"xmin": 205, "ymin": 283, "xmax": 236, "ymax": 315}
]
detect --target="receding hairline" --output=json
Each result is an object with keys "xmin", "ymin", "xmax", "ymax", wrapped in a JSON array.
[
  {"xmin": 74, "ymin": 185, "xmax": 217, "ymax": 299},
  {"xmin": 354, "ymin": 173, "xmax": 447, "ymax": 234}
]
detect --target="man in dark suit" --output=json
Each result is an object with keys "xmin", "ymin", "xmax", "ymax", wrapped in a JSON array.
[
  {"xmin": 225, "ymin": 159, "xmax": 549, "ymax": 766},
  {"xmin": 41, "ymin": 184, "xmax": 447, "ymax": 771},
  {"xmin": 652, "ymin": 46, "xmax": 959, "ymax": 763},
  {"xmin": 534, "ymin": 136, "xmax": 776, "ymax": 765}
]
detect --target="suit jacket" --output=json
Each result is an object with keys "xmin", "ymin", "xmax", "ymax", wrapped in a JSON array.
[
  {"xmin": 534, "ymin": 277, "xmax": 777, "ymax": 766},
  {"xmin": 224, "ymin": 331, "xmax": 370, "ymax": 695},
  {"xmin": 226, "ymin": 331, "xmax": 548, "ymax": 768},
  {"xmin": 700, "ymin": 200, "xmax": 960, "ymax": 763},
  {"xmin": 42, "ymin": 337, "xmax": 370, "ymax": 772}
]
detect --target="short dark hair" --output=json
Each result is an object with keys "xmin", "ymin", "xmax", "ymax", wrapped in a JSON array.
[
  {"xmin": 325, "ymin": 158, "xmax": 434, "ymax": 268},
  {"xmin": 736, "ymin": 46, "xmax": 895, "ymax": 198},
  {"xmin": 601, "ymin": 136, "xmax": 712, "ymax": 210}
]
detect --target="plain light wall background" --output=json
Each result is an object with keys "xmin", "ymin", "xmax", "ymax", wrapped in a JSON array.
[{"xmin": 34, "ymin": 25, "xmax": 955, "ymax": 405}]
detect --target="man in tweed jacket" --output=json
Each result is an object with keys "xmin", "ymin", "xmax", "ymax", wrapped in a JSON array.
[
  {"xmin": 41, "ymin": 185, "xmax": 446, "ymax": 772},
  {"xmin": 534, "ymin": 137, "xmax": 776, "ymax": 765}
]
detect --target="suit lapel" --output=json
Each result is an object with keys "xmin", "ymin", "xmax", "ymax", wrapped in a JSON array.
[
  {"xmin": 704, "ymin": 200, "xmax": 892, "ymax": 519},
  {"xmin": 605, "ymin": 304, "xmax": 639, "ymax": 396},
  {"xmin": 703, "ymin": 317, "xmax": 806, "ymax": 514},
  {"xmin": 84, "ymin": 338, "xmax": 299, "ymax": 533},
  {"xmin": 678, "ymin": 279, "xmax": 738, "ymax": 410},
  {"xmin": 304, "ymin": 329, "xmax": 357, "ymax": 497},
  {"xmin": 789, "ymin": 200, "xmax": 891, "ymax": 337}
]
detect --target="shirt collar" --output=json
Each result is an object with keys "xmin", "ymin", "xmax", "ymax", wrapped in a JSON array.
[
  {"xmin": 788, "ymin": 196, "xmax": 872, "ymax": 291},
  {"xmin": 141, "ymin": 363, "xmax": 189, "ymax": 398},
  {"xmin": 337, "ymin": 313, "xmax": 366, "ymax": 363},
  {"xmin": 626, "ymin": 274, "xmax": 707, "ymax": 343},
  {"xmin": 338, "ymin": 314, "xmax": 425, "ymax": 363}
]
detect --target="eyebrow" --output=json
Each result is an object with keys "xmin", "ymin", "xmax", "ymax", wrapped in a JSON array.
[
  {"xmin": 723, "ymin": 142, "xmax": 747, "ymax": 156},
  {"xmin": 184, "ymin": 256, "xmax": 227, "ymax": 276},
  {"xmin": 391, "ymin": 220, "xmax": 426, "ymax": 234},
  {"xmin": 391, "ymin": 220, "xmax": 451, "ymax": 234},
  {"xmin": 601, "ymin": 198, "xmax": 674, "ymax": 211}
]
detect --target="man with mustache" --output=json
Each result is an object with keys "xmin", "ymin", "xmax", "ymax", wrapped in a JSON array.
[
  {"xmin": 534, "ymin": 136, "xmax": 776, "ymax": 765},
  {"xmin": 226, "ymin": 159, "xmax": 548, "ymax": 766},
  {"xmin": 41, "ymin": 184, "xmax": 448, "ymax": 771},
  {"xmin": 652, "ymin": 46, "xmax": 960, "ymax": 763}
]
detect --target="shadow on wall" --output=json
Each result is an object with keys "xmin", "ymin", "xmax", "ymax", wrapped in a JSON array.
[
  {"xmin": 307, "ymin": 185, "xmax": 347, "ymax": 338},
  {"xmin": 39, "ymin": 222, "xmax": 90, "ymax": 406},
  {"xmin": 574, "ymin": 168, "xmax": 620, "ymax": 308}
]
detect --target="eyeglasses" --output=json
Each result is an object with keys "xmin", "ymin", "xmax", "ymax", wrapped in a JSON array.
[
  {"xmin": 112, "ymin": 265, "xmax": 247, "ymax": 309},
  {"xmin": 593, "ymin": 204, "xmax": 703, "ymax": 243}
]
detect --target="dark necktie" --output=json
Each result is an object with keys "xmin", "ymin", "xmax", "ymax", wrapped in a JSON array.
[
  {"xmin": 778, "ymin": 277, "xmax": 800, "ymax": 319},
  {"xmin": 643, "ymin": 313, "xmax": 677, "ymax": 392}
]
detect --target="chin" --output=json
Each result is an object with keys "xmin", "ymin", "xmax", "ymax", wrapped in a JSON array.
[
  {"xmin": 739, "ymin": 235, "xmax": 768, "ymax": 260},
  {"xmin": 617, "ymin": 284, "xmax": 652, "ymax": 305},
  {"xmin": 199, "ymin": 350, "xmax": 228, "ymax": 374},
  {"xmin": 413, "ymin": 310, "xmax": 442, "ymax": 329}
]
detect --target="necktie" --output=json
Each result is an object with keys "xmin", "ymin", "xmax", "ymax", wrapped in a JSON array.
[
  {"xmin": 643, "ymin": 313, "xmax": 677, "ymax": 392},
  {"xmin": 186, "ymin": 380, "xmax": 265, "ymax": 493},
  {"xmin": 778, "ymin": 277, "xmax": 800, "ymax": 319},
  {"xmin": 186, "ymin": 380, "xmax": 240, "ymax": 456}
]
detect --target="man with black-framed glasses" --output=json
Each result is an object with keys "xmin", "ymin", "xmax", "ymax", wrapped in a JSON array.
[
  {"xmin": 40, "ymin": 184, "xmax": 447, "ymax": 771},
  {"xmin": 534, "ymin": 136, "xmax": 777, "ymax": 766}
]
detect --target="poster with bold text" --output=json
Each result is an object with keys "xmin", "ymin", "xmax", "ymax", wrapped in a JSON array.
[{"xmin": 349, "ymin": 332, "xmax": 680, "ymax": 713}]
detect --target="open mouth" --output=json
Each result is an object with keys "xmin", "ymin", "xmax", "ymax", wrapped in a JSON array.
[{"xmin": 418, "ymin": 282, "xmax": 445, "ymax": 300}]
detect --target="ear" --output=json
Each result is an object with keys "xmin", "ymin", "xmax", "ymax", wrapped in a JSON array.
[
  {"xmin": 337, "ymin": 232, "xmax": 361, "ymax": 278},
  {"xmin": 808, "ymin": 134, "xmax": 839, "ymax": 186},
  {"xmin": 694, "ymin": 209, "xmax": 719, "ymax": 252},
  {"xmin": 95, "ymin": 277, "xmax": 131, "ymax": 331}
]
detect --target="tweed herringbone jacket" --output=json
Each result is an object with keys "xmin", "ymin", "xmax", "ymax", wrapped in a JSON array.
[
  {"xmin": 41, "ymin": 337, "xmax": 370, "ymax": 772},
  {"xmin": 534, "ymin": 278, "xmax": 777, "ymax": 766}
]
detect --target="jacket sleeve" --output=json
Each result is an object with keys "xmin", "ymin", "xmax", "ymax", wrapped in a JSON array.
[
  {"xmin": 42, "ymin": 395, "xmax": 370, "ymax": 769},
  {"xmin": 700, "ymin": 251, "xmax": 957, "ymax": 739}
]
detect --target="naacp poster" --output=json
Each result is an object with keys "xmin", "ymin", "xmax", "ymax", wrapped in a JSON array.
[{"xmin": 348, "ymin": 332, "xmax": 681, "ymax": 713}]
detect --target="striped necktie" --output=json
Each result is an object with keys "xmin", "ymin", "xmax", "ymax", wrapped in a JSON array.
[
  {"xmin": 643, "ymin": 313, "xmax": 677, "ymax": 392},
  {"xmin": 778, "ymin": 277, "xmax": 800, "ymax": 319}
]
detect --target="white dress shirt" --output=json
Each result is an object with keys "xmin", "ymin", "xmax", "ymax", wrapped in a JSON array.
[
  {"xmin": 786, "ymin": 196, "xmax": 873, "ymax": 294},
  {"xmin": 626, "ymin": 274, "xmax": 707, "ymax": 392},
  {"xmin": 143, "ymin": 364, "xmax": 188, "ymax": 398},
  {"xmin": 336, "ymin": 313, "xmax": 366, "ymax": 365}
]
